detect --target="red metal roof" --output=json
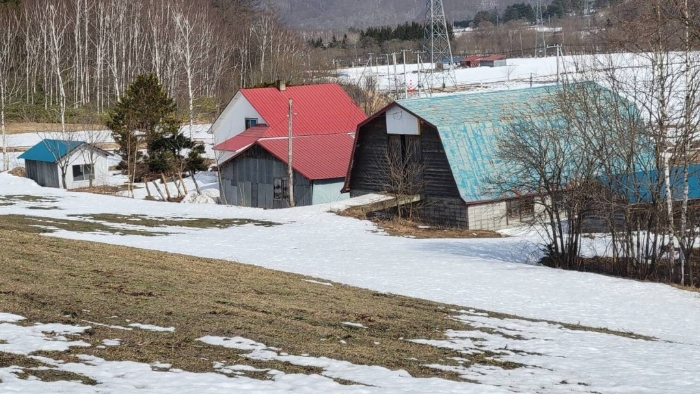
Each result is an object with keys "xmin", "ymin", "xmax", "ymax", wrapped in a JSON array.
[
  {"xmin": 481, "ymin": 54, "xmax": 506, "ymax": 61},
  {"xmin": 257, "ymin": 134, "xmax": 355, "ymax": 180},
  {"xmin": 240, "ymin": 83, "xmax": 367, "ymax": 138},
  {"xmin": 461, "ymin": 55, "xmax": 483, "ymax": 61},
  {"xmin": 213, "ymin": 125, "xmax": 268, "ymax": 152},
  {"xmin": 215, "ymin": 83, "xmax": 366, "ymax": 181}
]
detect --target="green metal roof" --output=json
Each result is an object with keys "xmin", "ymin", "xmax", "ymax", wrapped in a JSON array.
[
  {"xmin": 397, "ymin": 84, "xmax": 591, "ymax": 203},
  {"xmin": 18, "ymin": 139, "xmax": 85, "ymax": 163}
]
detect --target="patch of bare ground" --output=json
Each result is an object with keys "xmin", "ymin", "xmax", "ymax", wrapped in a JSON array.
[
  {"xmin": 4, "ymin": 122, "xmax": 104, "ymax": 135},
  {"xmin": 0, "ymin": 214, "xmax": 167, "ymax": 237},
  {"xmin": 70, "ymin": 213, "xmax": 279, "ymax": 229},
  {"xmin": 8, "ymin": 167, "xmax": 26, "ymax": 177},
  {"xmin": 0, "ymin": 353, "xmax": 97, "ymax": 385},
  {"xmin": 339, "ymin": 206, "xmax": 501, "ymax": 239},
  {"xmin": 70, "ymin": 185, "xmax": 130, "ymax": 196},
  {"xmin": 375, "ymin": 219, "xmax": 502, "ymax": 239}
]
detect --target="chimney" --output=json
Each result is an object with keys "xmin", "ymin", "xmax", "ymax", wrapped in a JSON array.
[{"xmin": 277, "ymin": 80, "xmax": 286, "ymax": 91}]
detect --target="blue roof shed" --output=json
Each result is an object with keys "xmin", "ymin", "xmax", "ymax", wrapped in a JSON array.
[{"xmin": 19, "ymin": 139, "xmax": 85, "ymax": 163}]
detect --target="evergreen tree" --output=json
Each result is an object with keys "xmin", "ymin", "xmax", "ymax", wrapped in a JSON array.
[{"xmin": 107, "ymin": 73, "xmax": 185, "ymax": 181}]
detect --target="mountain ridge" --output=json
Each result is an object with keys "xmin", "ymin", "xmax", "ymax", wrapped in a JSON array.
[{"xmin": 265, "ymin": 0, "xmax": 525, "ymax": 30}]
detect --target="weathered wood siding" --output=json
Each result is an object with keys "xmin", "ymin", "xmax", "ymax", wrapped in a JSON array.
[
  {"xmin": 25, "ymin": 160, "xmax": 60, "ymax": 188},
  {"xmin": 349, "ymin": 115, "xmax": 468, "ymax": 227},
  {"xmin": 220, "ymin": 145, "xmax": 312, "ymax": 208},
  {"xmin": 348, "ymin": 115, "xmax": 390, "ymax": 194},
  {"xmin": 420, "ymin": 125, "xmax": 461, "ymax": 199}
]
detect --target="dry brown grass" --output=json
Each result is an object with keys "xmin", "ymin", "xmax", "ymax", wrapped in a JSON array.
[
  {"xmin": 70, "ymin": 185, "xmax": 130, "ymax": 195},
  {"xmin": 339, "ymin": 206, "xmax": 501, "ymax": 239},
  {"xmin": 5, "ymin": 122, "xmax": 104, "ymax": 135},
  {"xmin": 71, "ymin": 213, "xmax": 278, "ymax": 229},
  {"xmin": 0, "ymin": 220, "xmax": 523, "ymax": 383},
  {"xmin": 8, "ymin": 167, "xmax": 26, "ymax": 177},
  {"xmin": 376, "ymin": 219, "xmax": 502, "ymax": 239},
  {"xmin": 0, "ymin": 214, "xmax": 167, "ymax": 236}
]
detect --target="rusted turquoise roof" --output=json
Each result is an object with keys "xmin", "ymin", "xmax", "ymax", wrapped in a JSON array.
[{"xmin": 398, "ymin": 85, "xmax": 567, "ymax": 202}]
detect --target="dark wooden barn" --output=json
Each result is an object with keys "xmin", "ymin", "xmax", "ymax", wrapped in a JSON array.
[{"xmin": 343, "ymin": 86, "xmax": 577, "ymax": 230}]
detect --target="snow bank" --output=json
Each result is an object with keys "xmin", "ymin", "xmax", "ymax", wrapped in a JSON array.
[{"xmin": 181, "ymin": 189, "xmax": 220, "ymax": 204}]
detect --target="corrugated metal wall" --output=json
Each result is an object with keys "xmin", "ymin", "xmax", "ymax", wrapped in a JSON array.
[
  {"xmin": 220, "ymin": 145, "xmax": 312, "ymax": 208},
  {"xmin": 312, "ymin": 178, "xmax": 348, "ymax": 204},
  {"xmin": 25, "ymin": 160, "xmax": 60, "ymax": 188}
]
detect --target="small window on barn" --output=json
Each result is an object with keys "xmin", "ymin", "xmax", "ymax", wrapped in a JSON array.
[
  {"xmin": 245, "ymin": 118, "xmax": 258, "ymax": 129},
  {"xmin": 72, "ymin": 164, "xmax": 94, "ymax": 181},
  {"xmin": 507, "ymin": 197, "xmax": 535, "ymax": 221},
  {"xmin": 273, "ymin": 178, "xmax": 289, "ymax": 200}
]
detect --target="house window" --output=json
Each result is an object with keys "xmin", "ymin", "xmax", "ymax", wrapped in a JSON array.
[
  {"xmin": 72, "ymin": 164, "xmax": 94, "ymax": 181},
  {"xmin": 273, "ymin": 178, "xmax": 289, "ymax": 200},
  {"xmin": 245, "ymin": 118, "xmax": 258, "ymax": 129},
  {"xmin": 507, "ymin": 197, "xmax": 535, "ymax": 221}
]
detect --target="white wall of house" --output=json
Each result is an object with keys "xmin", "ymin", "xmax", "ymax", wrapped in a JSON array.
[
  {"xmin": 211, "ymin": 92, "xmax": 264, "ymax": 146},
  {"xmin": 312, "ymin": 178, "xmax": 349, "ymax": 205},
  {"xmin": 62, "ymin": 146, "xmax": 110, "ymax": 190}
]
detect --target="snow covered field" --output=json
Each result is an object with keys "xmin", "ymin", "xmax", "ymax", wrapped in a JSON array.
[
  {"xmin": 341, "ymin": 52, "xmax": 697, "ymax": 101},
  {"xmin": 1, "ymin": 174, "xmax": 700, "ymax": 392}
]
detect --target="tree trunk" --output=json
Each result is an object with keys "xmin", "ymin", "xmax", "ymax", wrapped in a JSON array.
[{"xmin": 161, "ymin": 173, "xmax": 172, "ymax": 200}]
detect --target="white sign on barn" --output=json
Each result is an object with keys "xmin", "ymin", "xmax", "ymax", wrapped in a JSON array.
[{"xmin": 386, "ymin": 105, "xmax": 420, "ymax": 135}]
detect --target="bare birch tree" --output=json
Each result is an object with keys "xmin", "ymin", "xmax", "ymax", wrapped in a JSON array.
[{"xmin": 0, "ymin": 7, "xmax": 19, "ymax": 172}]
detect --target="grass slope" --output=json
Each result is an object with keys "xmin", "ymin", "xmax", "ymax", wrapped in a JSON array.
[{"xmin": 0, "ymin": 223, "xmax": 511, "ymax": 382}]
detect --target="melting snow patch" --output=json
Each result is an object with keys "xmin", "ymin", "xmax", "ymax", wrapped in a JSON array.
[
  {"xmin": 198, "ymin": 335, "xmax": 507, "ymax": 393},
  {"xmin": 102, "ymin": 339, "xmax": 121, "ymax": 346},
  {"xmin": 128, "ymin": 323, "xmax": 175, "ymax": 332},
  {"xmin": 342, "ymin": 322, "xmax": 367, "ymax": 329},
  {"xmin": 198, "ymin": 336, "xmax": 266, "ymax": 351},
  {"xmin": 0, "ymin": 313, "xmax": 26, "ymax": 323},
  {"xmin": 82, "ymin": 320, "xmax": 133, "ymax": 331},
  {"xmin": 302, "ymin": 279, "xmax": 334, "ymax": 287},
  {"xmin": 0, "ymin": 318, "xmax": 91, "ymax": 355}
]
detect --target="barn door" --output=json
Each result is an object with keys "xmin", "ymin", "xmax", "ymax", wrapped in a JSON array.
[{"xmin": 387, "ymin": 134, "xmax": 423, "ymax": 195}]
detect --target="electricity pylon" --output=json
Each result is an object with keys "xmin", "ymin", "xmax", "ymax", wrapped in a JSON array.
[{"xmin": 422, "ymin": 0, "xmax": 456, "ymax": 94}]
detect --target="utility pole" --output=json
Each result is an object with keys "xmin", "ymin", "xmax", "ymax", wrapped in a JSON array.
[
  {"xmin": 416, "ymin": 52, "xmax": 422, "ymax": 98},
  {"xmin": 402, "ymin": 49, "xmax": 410, "ymax": 99},
  {"xmin": 392, "ymin": 52, "xmax": 398, "ymax": 98},
  {"xmin": 383, "ymin": 54, "xmax": 391, "ymax": 95},
  {"xmin": 535, "ymin": 0, "xmax": 546, "ymax": 58},
  {"xmin": 287, "ymin": 99, "xmax": 295, "ymax": 207},
  {"xmin": 548, "ymin": 44, "xmax": 562, "ymax": 84}
]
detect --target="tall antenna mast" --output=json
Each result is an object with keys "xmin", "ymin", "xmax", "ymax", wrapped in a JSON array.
[
  {"xmin": 535, "ymin": 0, "xmax": 546, "ymax": 57},
  {"xmin": 422, "ymin": 0, "xmax": 456, "ymax": 94}
]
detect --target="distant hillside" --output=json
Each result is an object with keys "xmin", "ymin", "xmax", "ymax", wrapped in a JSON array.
[{"xmin": 264, "ymin": 0, "xmax": 526, "ymax": 30}]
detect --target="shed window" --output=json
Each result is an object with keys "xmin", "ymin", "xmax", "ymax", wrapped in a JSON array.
[
  {"xmin": 507, "ymin": 197, "xmax": 534, "ymax": 221},
  {"xmin": 72, "ymin": 164, "xmax": 94, "ymax": 181},
  {"xmin": 245, "ymin": 118, "xmax": 258, "ymax": 129},
  {"xmin": 273, "ymin": 177, "xmax": 289, "ymax": 200}
]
